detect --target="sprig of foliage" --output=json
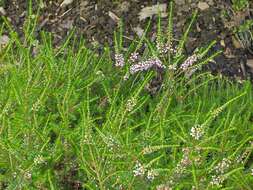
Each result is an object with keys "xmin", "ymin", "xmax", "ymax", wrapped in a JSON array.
[{"xmin": 0, "ymin": 1, "xmax": 252, "ymax": 190}]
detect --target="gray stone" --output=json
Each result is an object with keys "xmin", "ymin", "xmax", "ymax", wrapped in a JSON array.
[{"xmin": 198, "ymin": 2, "xmax": 209, "ymax": 10}]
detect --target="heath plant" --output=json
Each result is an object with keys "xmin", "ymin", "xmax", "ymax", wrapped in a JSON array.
[{"xmin": 0, "ymin": 1, "xmax": 252, "ymax": 190}]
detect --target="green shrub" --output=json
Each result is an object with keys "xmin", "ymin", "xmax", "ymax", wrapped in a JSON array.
[{"xmin": 0, "ymin": 1, "xmax": 252, "ymax": 190}]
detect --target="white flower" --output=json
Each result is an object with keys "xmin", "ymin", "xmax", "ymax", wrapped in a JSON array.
[
  {"xmin": 214, "ymin": 158, "xmax": 231, "ymax": 174},
  {"xmin": 235, "ymin": 151, "xmax": 248, "ymax": 164},
  {"xmin": 34, "ymin": 155, "xmax": 45, "ymax": 165},
  {"xmin": 96, "ymin": 70, "xmax": 105, "ymax": 78},
  {"xmin": 190, "ymin": 124, "xmax": 204, "ymax": 140},
  {"xmin": 156, "ymin": 184, "xmax": 172, "ymax": 190},
  {"xmin": 133, "ymin": 161, "xmax": 145, "ymax": 177},
  {"xmin": 147, "ymin": 169, "xmax": 158, "ymax": 181},
  {"xmin": 123, "ymin": 73, "xmax": 129, "ymax": 81},
  {"xmin": 210, "ymin": 175, "xmax": 225, "ymax": 186},
  {"xmin": 126, "ymin": 97, "xmax": 137, "ymax": 112},
  {"xmin": 24, "ymin": 171, "xmax": 32, "ymax": 180},
  {"xmin": 83, "ymin": 133, "xmax": 92, "ymax": 144},
  {"xmin": 31, "ymin": 100, "xmax": 40, "ymax": 112},
  {"xmin": 175, "ymin": 147, "xmax": 191, "ymax": 175},
  {"xmin": 104, "ymin": 135, "xmax": 118, "ymax": 151},
  {"xmin": 168, "ymin": 64, "xmax": 177, "ymax": 70},
  {"xmin": 142, "ymin": 146, "xmax": 153, "ymax": 155}
]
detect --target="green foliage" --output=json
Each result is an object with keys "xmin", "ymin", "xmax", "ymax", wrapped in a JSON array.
[
  {"xmin": 234, "ymin": 17, "xmax": 253, "ymax": 50},
  {"xmin": 0, "ymin": 1, "xmax": 252, "ymax": 190},
  {"xmin": 224, "ymin": 0, "xmax": 253, "ymax": 50},
  {"xmin": 232, "ymin": 0, "xmax": 249, "ymax": 11},
  {"xmin": 0, "ymin": 0, "xmax": 5, "ymax": 6}
]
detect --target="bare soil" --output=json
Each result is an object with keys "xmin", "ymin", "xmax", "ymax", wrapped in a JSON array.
[{"xmin": 0, "ymin": 0, "xmax": 253, "ymax": 80}]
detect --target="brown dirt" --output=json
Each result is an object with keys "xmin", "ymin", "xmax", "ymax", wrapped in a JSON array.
[{"xmin": 0, "ymin": 0, "xmax": 253, "ymax": 80}]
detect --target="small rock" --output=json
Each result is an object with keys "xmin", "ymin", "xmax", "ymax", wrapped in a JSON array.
[
  {"xmin": 224, "ymin": 47, "xmax": 235, "ymax": 58},
  {"xmin": 175, "ymin": 0, "xmax": 185, "ymax": 6},
  {"xmin": 133, "ymin": 26, "xmax": 144, "ymax": 37},
  {"xmin": 80, "ymin": 1, "xmax": 90, "ymax": 17},
  {"xmin": 60, "ymin": 20, "xmax": 74, "ymax": 29},
  {"xmin": 0, "ymin": 7, "xmax": 6, "ymax": 15},
  {"xmin": 32, "ymin": 40, "xmax": 39, "ymax": 57},
  {"xmin": 232, "ymin": 36, "xmax": 243, "ymax": 49},
  {"xmin": 138, "ymin": 4, "xmax": 167, "ymax": 21},
  {"xmin": 246, "ymin": 59, "xmax": 253, "ymax": 72},
  {"xmin": 220, "ymin": 40, "xmax": 225, "ymax": 47},
  {"xmin": 0, "ymin": 35, "xmax": 10, "ymax": 48},
  {"xmin": 60, "ymin": 0, "xmax": 73, "ymax": 7},
  {"xmin": 198, "ymin": 2, "xmax": 209, "ymax": 10},
  {"xmin": 240, "ymin": 60, "xmax": 246, "ymax": 77},
  {"xmin": 117, "ymin": 1, "xmax": 130, "ymax": 13},
  {"xmin": 207, "ymin": 0, "xmax": 214, "ymax": 6},
  {"xmin": 196, "ymin": 22, "xmax": 201, "ymax": 32},
  {"xmin": 108, "ymin": 11, "xmax": 120, "ymax": 23}
]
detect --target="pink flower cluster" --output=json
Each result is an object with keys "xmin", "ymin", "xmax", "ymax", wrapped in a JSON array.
[
  {"xmin": 157, "ymin": 42, "xmax": 170, "ymax": 54},
  {"xmin": 130, "ymin": 57, "xmax": 166, "ymax": 74},
  {"xmin": 115, "ymin": 53, "xmax": 125, "ymax": 67},
  {"xmin": 156, "ymin": 41, "xmax": 176, "ymax": 55},
  {"xmin": 129, "ymin": 52, "xmax": 139, "ymax": 63},
  {"xmin": 180, "ymin": 54, "xmax": 198, "ymax": 71}
]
